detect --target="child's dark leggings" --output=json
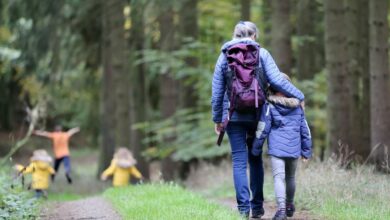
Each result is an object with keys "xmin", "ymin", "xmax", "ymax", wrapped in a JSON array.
[{"xmin": 35, "ymin": 189, "xmax": 47, "ymax": 199}]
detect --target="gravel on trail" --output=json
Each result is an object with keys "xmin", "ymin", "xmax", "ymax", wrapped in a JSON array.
[{"xmin": 40, "ymin": 197, "xmax": 122, "ymax": 220}]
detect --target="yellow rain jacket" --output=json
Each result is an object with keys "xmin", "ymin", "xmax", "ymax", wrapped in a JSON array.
[
  {"xmin": 101, "ymin": 159, "xmax": 142, "ymax": 187},
  {"xmin": 17, "ymin": 161, "xmax": 55, "ymax": 190}
]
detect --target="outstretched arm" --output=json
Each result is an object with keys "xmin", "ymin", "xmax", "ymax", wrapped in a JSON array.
[
  {"xmin": 33, "ymin": 130, "xmax": 52, "ymax": 138},
  {"xmin": 67, "ymin": 127, "xmax": 80, "ymax": 137},
  {"xmin": 130, "ymin": 166, "xmax": 143, "ymax": 179},
  {"xmin": 100, "ymin": 161, "xmax": 115, "ymax": 181}
]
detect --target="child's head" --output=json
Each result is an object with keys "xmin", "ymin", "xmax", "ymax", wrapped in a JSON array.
[
  {"xmin": 54, "ymin": 125, "xmax": 63, "ymax": 132},
  {"xmin": 114, "ymin": 147, "xmax": 136, "ymax": 168},
  {"xmin": 30, "ymin": 149, "xmax": 52, "ymax": 163},
  {"xmin": 269, "ymin": 73, "xmax": 291, "ymax": 97}
]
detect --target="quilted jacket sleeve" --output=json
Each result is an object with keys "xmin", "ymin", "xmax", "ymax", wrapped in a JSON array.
[
  {"xmin": 211, "ymin": 53, "xmax": 228, "ymax": 123},
  {"xmin": 252, "ymin": 103, "xmax": 272, "ymax": 156},
  {"xmin": 301, "ymin": 113, "xmax": 312, "ymax": 159},
  {"xmin": 260, "ymin": 48, "xmax": 305, "ymax": 101}
]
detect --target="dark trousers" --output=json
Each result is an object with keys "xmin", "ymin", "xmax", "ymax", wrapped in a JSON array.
[{"xmin": 226, "ymin": 121, "xmax": 264, "ymax": 214}]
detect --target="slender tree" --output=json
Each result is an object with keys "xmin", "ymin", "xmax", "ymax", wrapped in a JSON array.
[
  {"xmin": 98, "ymin": 0, "xmax": 117, "ymax": 174},
  {"xmin": 179, "ymin": 0, "xmax": 198, "ymax": 109},
  {"xmin": 158, "ymin": 2, "xmax": 179, "ymax": 181},
  {"xmin": 359, "ymin": 0, "xmax": 370, "ymax": 158},
  {"xmin": 111, "ymin": 0, "xmax": 131, "ymax": 148},
  {"xmin": 129, "ymin": 0, "xmax": 149, "ymax": 178},
  {"xmin": 369, "ymin": 0, "xmax": 390, "ymax": 168},
  {"xmin": 324, "ymin": 0, "xmax": 350, "ymax": 154},
  {"xmin": 296, "ymin": 0, "xmax": 317, "ymax": 80},
  {"xmin": 270, "ymin": 0, "xmax": 292, "ymax": 73},
  {"xmin": 345, "ymin": 0, "xmax": 370, "ymax": 159},
  {"xmin": 240, "ymin": 0, "xmax": 250, "ymax": 21}
]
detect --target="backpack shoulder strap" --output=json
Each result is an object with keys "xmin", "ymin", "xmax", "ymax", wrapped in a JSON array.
[{"xmin": 256, "ymin": 48, "xmax": 267, "ymax": 93}]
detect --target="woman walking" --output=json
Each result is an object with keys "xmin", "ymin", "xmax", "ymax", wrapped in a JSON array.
[{"xmin": 211, "ymin": 21, "xmax": 304, "ymax": 218}]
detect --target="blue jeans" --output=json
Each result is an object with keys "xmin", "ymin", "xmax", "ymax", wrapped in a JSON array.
[
  {"xmin": 226, "ymin": 121, "xmax": 264, "ymax": 214},
  {"xmin": 54, "ymin": 156, "xmax": 71, "ymax": 174}
]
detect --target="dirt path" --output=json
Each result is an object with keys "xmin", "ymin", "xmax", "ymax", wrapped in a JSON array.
[
  {"xmin": 216, "ymin": 198, "xmax": 318, "ymax": 220},
  {"xmin": 40, "ymin": 197, "xmax": 122, "ymax": 220}
]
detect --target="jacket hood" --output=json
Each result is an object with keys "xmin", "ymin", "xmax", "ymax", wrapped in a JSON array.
[
  {"xmin": 33, "ymin": 161, "xmax": 52, "ymax": 170},
  {"xmin": 221, "ymin": 38, "xmax": 260, "ymax": 53},
  {"xmin": 268, "ymin": 95, "xmax": 300, "ymax": 115}
]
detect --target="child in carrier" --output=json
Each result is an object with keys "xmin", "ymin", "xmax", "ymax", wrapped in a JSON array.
[
  {"xmin": 15, "ymin": 149, "xmax": 55, "ymax": 199},
  {"xmin": 251, "ymin": 73, "xmax": 312, "ymax": 220},
  {"xmin": 100, "ymin": 147, "xmax": 143, "ymax": 187}
]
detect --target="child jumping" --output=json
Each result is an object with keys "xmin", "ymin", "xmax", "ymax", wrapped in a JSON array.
[
  {"xmin": 33, "ymin": 125, "xmax": 79, "ymax": 184},
  {"xmin": 15, "ymin": 149, "xmax": 55, "ymax": 199},
  {"xmin": 100, "ymin": 147, "xmax": 143, "ymax": 187},
  {"xmin": 252, "ymin": 73, "xmax": 312, "ymax": 220}
]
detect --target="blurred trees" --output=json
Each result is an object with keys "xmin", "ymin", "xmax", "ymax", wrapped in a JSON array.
[{"xmin": 1, "ymin": 0, "xmax": 390, "ymax": 175}]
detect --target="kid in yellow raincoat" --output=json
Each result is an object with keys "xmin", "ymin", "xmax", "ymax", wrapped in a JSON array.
[
  {"xmin": 16, "ymin": 149, "xmax": 55, "ymax": 198},
  {"xmin": 100, "ymin": 147, "xmax": 142, "ymax": 187}
]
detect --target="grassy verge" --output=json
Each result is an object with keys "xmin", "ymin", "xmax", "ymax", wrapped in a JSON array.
[
  {"xmin": 295, "ymin": 159, "xmax": 390, "ymax": 220},
  {"xmin": 103, "ymin": 183, "xmax": 242, "ymax": 220},
  {"xmin": 194, "ymin": 158, "xmax": 390, "ymax": 220}
]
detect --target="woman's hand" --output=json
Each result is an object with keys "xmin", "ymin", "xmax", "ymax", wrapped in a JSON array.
[
  {"xmin": 214, "ymin": 123, "xmax": 223, "ymax": 135},
  {"xmin": 300, "ymin": 101, "xmax": 305, "ymax": 111}
]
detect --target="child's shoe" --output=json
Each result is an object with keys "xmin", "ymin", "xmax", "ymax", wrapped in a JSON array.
[
  {"xmin": 272, "ymin": 209, "xmax": 287, "ymax": 220},
  {"xmin": 286, "ymin": 203, "xmax": 295, "ymax": 217},
  {"xmin": 251, "ymin": 207, "xmax": 265, "ymax": 218},
  {"xmin": 66, "ymin": 173, "xmax": 73, "ymax": 184}
]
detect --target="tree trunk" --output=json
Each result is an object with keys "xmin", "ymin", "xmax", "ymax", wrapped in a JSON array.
[
  {"xmin": 345, "ymin": 0, "xmax": 370, "ymax": 160},
  {"xmin": 296, "ymin": 0, "xmax": 317, "ymax": 80},
  {"xmin": 111, "ymin": 0, "xmax": 131, "ymax": 148},
  {"xmin": 270, "ymin": 0, "xmax": 292, "ymax": 73},
  {"xmin": 324, "ymin": 0, "xmax": 350, "ymax": 154},
  {"xmin": 129, "ymin": 0, "xmax": 149, "ymax": 178},
  {"xmin": 369, "ymin": 0, "xmax": 390, "ymax": 168},
  {"xmin": 261, "ymin": 0, "xmax": 272, "ymax": 47},
  {"xmin": 158, "ymin": 4, "xmax": 179, "ymax": 181},
  {"xmin": 360, "ymin": 0, "xmax": 370, "ymax": 159},
  {"xmin": 98, "ymin": 0, "xmax": 117, "ymax": 175},
  {"xmin": 179, "ymin": 0, "xmax": 198, "ymax": 109},
  {"xmin": 240, "ymin": 0, "xmax": 250, "ymax": 21}
]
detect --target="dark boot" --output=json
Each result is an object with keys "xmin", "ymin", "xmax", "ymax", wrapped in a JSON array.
[
  {"xmin": 272, "ymin": 209, "xmax": 287, "ymax": 220},
  {"xmin": 286, "ymin": 203, "xmax": 295, "ymax": 217},
  {"xmin": 251, "ymin": 207, "xmax": 265, "ymax": 219}
]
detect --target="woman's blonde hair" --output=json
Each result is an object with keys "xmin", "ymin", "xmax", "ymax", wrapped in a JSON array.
[{"xmin": 232, "ymin": 21, "xmax": 259, "ymax": 40}]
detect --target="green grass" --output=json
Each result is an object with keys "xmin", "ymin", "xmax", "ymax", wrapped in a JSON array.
[
  {"xmin": 190, "ymin": 158, "xmax": 390, "ymax": 220},
  {"xmin": 103, "ymin": 183, "xmax": 242, "ymax": 220}
]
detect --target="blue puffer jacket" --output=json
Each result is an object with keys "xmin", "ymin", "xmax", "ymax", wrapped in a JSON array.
[
  {"xmin": 211, "ymin": 38, "xmax": 305, "ymax": 123},
  {"xmin": 251, "ymin": 95, "xmax": 312, "ymax": 159}
]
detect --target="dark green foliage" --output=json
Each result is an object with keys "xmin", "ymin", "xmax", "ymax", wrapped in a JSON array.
[{"xmin": 0, "ymin": 169, "xmax": 38, "ymax": 220}]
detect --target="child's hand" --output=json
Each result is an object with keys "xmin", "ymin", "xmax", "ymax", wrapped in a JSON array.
[
  {"xmin": 100, "ymin": 174, "xmax": 107, "ymax": 181},
  {"xmin": 302, "ymin": 157, "xmax": 309, "ymax": 163}
]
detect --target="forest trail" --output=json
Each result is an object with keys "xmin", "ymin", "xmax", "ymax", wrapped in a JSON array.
[
  {"xmin": 40, "ymin": 197, "xmax": 122, "ymax": 220},
  {"xmin": 216, "ymin": 197, "xmax": 318, "ymax": 220}
]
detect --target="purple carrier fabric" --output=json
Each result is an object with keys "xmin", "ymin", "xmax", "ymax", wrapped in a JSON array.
[{"xmin": 226, "ymin": 43, "xmax": 265, "ymax": 113}]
